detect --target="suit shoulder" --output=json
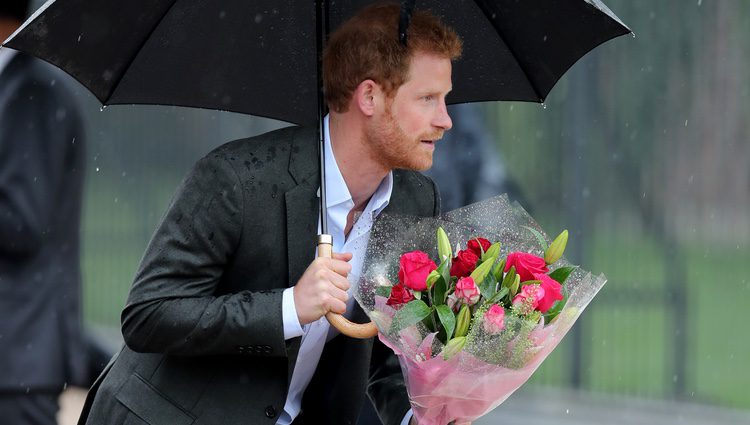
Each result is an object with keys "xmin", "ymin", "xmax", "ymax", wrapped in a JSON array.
[
  {"xmin": 392, "ymin": 170, "xmax": 440, "ymax": 217},
  {"xmin": 394, "ymin": 170, "xmax": 435, "ymax": 189},
  {"xmin": 200, "ymin": 125, "xmax": 303, "ymax": 171}
]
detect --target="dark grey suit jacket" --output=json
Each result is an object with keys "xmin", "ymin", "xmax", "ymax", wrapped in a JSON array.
[
  {"xmin": 0, "ymin": 52, "xmax": 87, "ymax": 391},
  {"xmin": 79, "ymin": 125, "xmax": 440, "ymax": 425}
]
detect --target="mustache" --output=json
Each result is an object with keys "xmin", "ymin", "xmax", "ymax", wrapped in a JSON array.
[{"xmin": 419, "ymin": 131, "xmax": 445, "ymax": 141}]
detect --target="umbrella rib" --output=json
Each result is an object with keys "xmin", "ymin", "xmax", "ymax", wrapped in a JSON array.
[
  {"xmin": 472, "ymin": 0, "xmax": 545, "ymax": 102},
  {"xmin": 105, "ymin": 0, "xmax": 181, "ymax": 102}
]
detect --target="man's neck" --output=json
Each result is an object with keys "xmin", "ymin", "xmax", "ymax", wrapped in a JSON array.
[{"xmin": 328, "ymin": 112, "xmax": 390, "ymax": 210}]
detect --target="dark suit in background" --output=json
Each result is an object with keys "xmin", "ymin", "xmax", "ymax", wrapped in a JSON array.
[
  {"xmin": 0, "ymin": 50, "xmax": 88, "ymax": 424},
  {"xmin": 79, "ymin": 125, "xmax": 439, "ymax": 425}
]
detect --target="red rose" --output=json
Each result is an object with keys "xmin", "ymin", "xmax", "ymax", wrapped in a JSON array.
[
  {"xmin": 398, "ymin": 250, "xmax": 437, "ymax": 291},
  {"xmin": 534, "ymin": 273, "xmax": 564, "ymax": 313},
  {"xmin": 467, "ymin": 237, "xmax": 492, "ymax": 257},
  {"xmin": 450, "ymin": 249, "xmax": 479, "ymax": 278},
  {"xmin": 504, "ymin": 252, "xmax": 548, "ymax": 282},
  {"xmin": 386, "ymin": 283, "xmax": 416, "ymax": 307}
]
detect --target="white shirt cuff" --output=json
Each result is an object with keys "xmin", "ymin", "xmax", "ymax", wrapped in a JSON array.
[
  {"xmin": 282, "ymin": 287, "xmax": 305, "ymax": 339},
  {"xmin": 400, "ymin": 409, "xmax": 413, "ymax": 425}
]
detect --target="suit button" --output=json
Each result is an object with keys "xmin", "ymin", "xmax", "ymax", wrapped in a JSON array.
[{"xmin": 264, "ymin": 405, "xmax": 276, "ymax": 418}]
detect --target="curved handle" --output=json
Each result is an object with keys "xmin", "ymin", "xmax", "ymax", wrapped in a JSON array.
[{"xmin": 318, "ymin": 235, "xmax": 378, "ymax": 339}]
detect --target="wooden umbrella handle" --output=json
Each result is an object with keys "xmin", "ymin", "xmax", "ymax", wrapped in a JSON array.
[{"xmin": 318, "ymin": 235, "xmax": 378, "ymax": 339}]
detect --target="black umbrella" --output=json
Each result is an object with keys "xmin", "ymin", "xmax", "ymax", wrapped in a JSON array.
[{"xmin": 2, "ymin": 0, "xmax": 630, "ymax": 337}]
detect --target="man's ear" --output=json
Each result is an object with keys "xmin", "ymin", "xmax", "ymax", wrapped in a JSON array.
[{"xmin": 353, "ymin": 79, "xmax": 379, "ymax": 117}]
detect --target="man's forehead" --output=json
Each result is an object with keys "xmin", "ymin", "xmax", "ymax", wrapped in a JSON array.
[{"xmin": 403, "ymin": 52, "xmax": 453, "ymax": 88}]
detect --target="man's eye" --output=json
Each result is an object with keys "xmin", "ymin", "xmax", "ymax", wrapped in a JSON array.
[{"xmin": 422, "ymin": 95, "xmax": 434, "ymax": 102}]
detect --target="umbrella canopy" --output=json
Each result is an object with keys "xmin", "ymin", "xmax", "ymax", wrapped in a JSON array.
[
  {"xmin": 4, "ymin": 0, "xmax": 630, "ymax": 126},
  {"xmin": 3, "ymin": 0, "xmax": 630, "ymax": 338}
]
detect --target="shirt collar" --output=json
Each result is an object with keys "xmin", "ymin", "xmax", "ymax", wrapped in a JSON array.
[
  {"xmin": 0, "ymin": 48, "xmax": 18, "ymax": 77},
  {"xmin": 323, "ymin": 115, "xmax": 393, "ymax": 216}
]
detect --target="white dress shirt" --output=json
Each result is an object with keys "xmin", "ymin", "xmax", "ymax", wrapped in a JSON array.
[{"xmin": 277, "ymin": 116, "xmax": 411, "ymax": 425}]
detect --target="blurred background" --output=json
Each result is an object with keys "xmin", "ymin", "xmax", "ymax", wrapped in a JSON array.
[{"xmin": 24, "ymin": 0, "xmax": 747, "ymax": 423}]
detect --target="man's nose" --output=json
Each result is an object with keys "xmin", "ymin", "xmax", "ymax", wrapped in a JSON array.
[{"xmin": 433, "ymin": 101, "xmax": 453, "ymax": 131}]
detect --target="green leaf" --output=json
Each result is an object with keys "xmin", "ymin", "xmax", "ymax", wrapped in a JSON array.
[
  {"xmin": 435, "ymin": 305, "xmax": 456, "ymax": 340},
  {"xmin": 501, "ymin": 266, "xmax": 517, "ymax": 290},
  {"xmin": 493, "ymin": 259, "xmax": 506, "ymax": 281},
  {"xmin": 548, "ymin": 266, "xmax": 578, "ymax": 285},
  {"xmin": 469, "ymin": 258, "xmax": 494, "ymax": 283},
  {"xmin": 477, "ymin": 273, "xmax": 497, "ymax": 299},
  {"xmin": 437, "ymin": 227, "xmax": 453, "ymax": 263},
  {"xmin": 481, "ymin": 242, "xmax": 501, "ymax": 263},
  {"xmin": 433, "ymin": 275, "xmax": 447, "ymax": 306},
  {"xmin": 375, "ymin": 286, "xmax": 392, "ymax": 298},
  {"xmin": 390, "ymin": 300, "xmax": 432, "ymax": 333},
  {"xmin": 486, "ymin": 287, "xmax": 509, "ymax": 306},
  {"xmin": 437, "ymin": 258, "xmax": 451, "ymax": 289},
  {"xmin": 543, "ymin": 293, "xmax": 568, "ymax": 323},
  {"xmin": 522, "ymin": 226, "xmax": 548, "ymax": 251}
]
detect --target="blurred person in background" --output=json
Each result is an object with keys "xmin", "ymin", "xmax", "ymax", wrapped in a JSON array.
[
  {"xmin": 0, "ymin": 1, "xmax": 97, "ymax": 423},
  {"xmin": 425, "ymin": 103, "xmax": 529, "ymax": 212}
]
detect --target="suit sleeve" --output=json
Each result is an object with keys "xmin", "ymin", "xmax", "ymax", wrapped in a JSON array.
[
  {"xmin": 121, "ymin": 154, "xmax": 287, "ymax": 357},
  {"xmin": 0, "ymin": 79, "xmax": 78, "ymax": 256}
]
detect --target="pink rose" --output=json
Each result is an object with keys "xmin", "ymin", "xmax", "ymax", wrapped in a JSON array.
[
  {"xmin": 467, "ymin": 237, "xmax": 492, "ymax": 257},
  {"xmin": 386, "ymin": 283, "xmax": 415, "ymax": 308},
  {"xmin": 454, "ymin": 276, "xmax": 481, "ymax": 306},
  {"xmin": 504, "ymin": 252, "xmax": 548, "ymax": 282},
  {"xmin": 512, "ymin": 284, "xmax": 545, "ymax": 315},
  {"xmin": 450, "ymin": 249, "xmax": 479, "ymax": 278},
  {"xmin": 483, "ymin": 304, "xmax": 506, "ymax": 334},
  {"xmin": 398, "ymin": 250, "xmax": 437, "ymax": 291},
  {"xmin": 534, "ymin": 273, "xmax": 564, "ymax": 313}
]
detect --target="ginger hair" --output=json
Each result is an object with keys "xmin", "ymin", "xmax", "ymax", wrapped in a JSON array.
[{"xmin": 323, "ymin": 3, "xmax": 462, "ymax": 112}]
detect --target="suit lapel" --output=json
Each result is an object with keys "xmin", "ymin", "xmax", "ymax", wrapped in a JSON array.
[{"xmin": 285, "ymin": 126, "xmax": 320, "ymax": 288}]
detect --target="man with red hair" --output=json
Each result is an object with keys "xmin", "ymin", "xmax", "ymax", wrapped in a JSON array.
[{"xmin": 81, "ymin": 5, "xmax": 461, "ymax": 424}]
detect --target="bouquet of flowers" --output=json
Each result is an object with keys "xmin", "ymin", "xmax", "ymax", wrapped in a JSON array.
[{"xmin": 354, "ymin": 195, "xmax": 606, "ymax": 425}]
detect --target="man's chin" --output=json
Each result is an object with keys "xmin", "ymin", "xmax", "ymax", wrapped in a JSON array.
[{"xmin": 396, "ymin": 156, "xmax": 433, "ymax": 172}]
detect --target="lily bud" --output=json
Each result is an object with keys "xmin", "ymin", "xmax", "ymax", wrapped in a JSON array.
[
  {"xmin": 425, "ymin": 270, "xmax": 441, "ymax": 290},
  {"xmin": 454, "ymin": 304, "xmax": 471, "ymax": 337},
  {"xmin": 510, "ymin": 274, "xmax": 520, "ymax": 297},
  {"xmin": 442, "ymin": 336, "xmax": 467, "ymax": 360},
  {"xmin": 481, "ymin": 242, "xmax": 501, "ymax": 263},
  {"xmin": 544, "ymin": 230, "xmax": 569, "ymax": 265},
  {"xmin": 437, "ymin": 227, "xmax": 452, "ymax": 262}
]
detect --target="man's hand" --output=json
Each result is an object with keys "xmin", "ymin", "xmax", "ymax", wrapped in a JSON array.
[{"xmin": 293, "ymin": 252, "xmax": 353, "ymax": 325}]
